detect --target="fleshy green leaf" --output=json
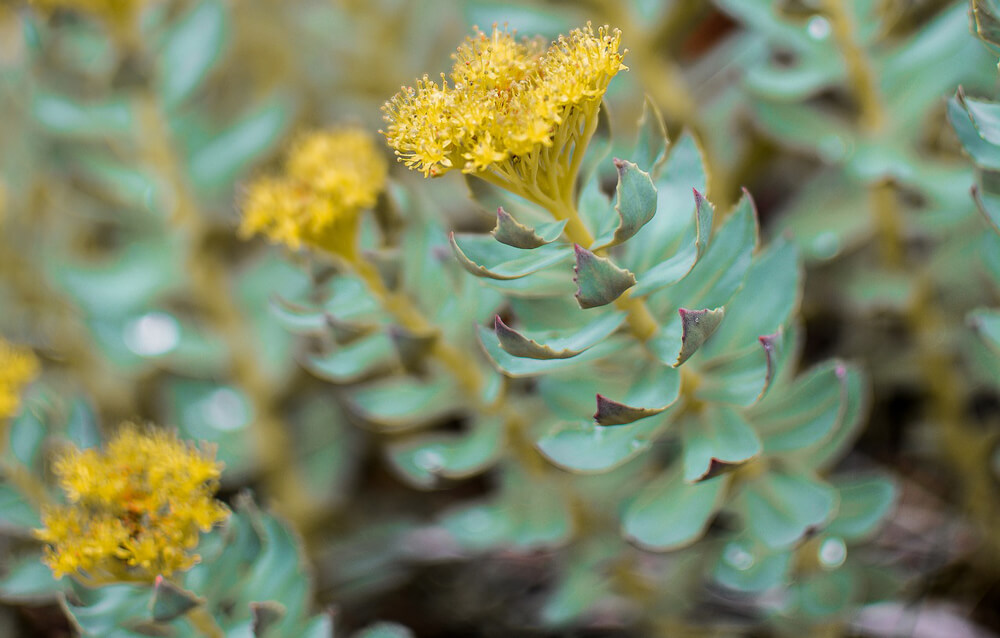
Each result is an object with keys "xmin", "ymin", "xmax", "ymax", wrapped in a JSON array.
[
  {"xmin": 631, "ymin": 188, "xmax": 713, "ymax": 295},
  {"xmin": 573, "ymin": 245, "xmax": 636, "ymax": 308},
  {"xmin": 477, "ymin": 325, "xmax": 626, "ymax": 377},
  {"xmin": 631, "ymin": 96, "xmax": 668, "ymax": 174},
  {"xmin": 150, "ymin": 576, "xmax": 202, "ymax": 623},
  {"xmin": 972, "ymin": 185, "xmax": 1000, "ymax": 235},
  {"xmin": 269, "ymin": 296, "xmax": 327, "ymax": 336},
  {"xmin": 970, "ymin": 308, "xmax": 1000, "ymax": 353},
  {"xmin": 959, "ymin": 89, "xmax": 1000, "ymax": 146},
  {"xmin": 622, "ymin": 468, "xmax": 728, "ymax": 551},
  {"xmin": 737, "ymin": 469, "xmax": 839, "ymax": 550},
  {"xmin": 949, "ymin": 93, "xmax": 1000, "ymax": 170},
  {"xmin": 793, "ymin": 365, "xmax": 869, "ymax": 470},
  {"xmin": 0, "ymin": 555, "xmax": 64, "ymax": 603},
  {"xmin": 675, "ymin": 307, "xmax": 725, "ymax": 366},
  {"xmin": 826, "ymin": 475, "xmax": 897, "ymax": 541},
  {"xmin": 387, "ymin": 416, "xmax": 504, "ymax": 487},
  {"xmin": 491, "ymin": 207, "xmax": 567, "ymax": 248},
  {"xmin": 682, "ymin": 406, "xmax": 762, "ymax": 483},
  {"xmin": 700, "ymin": 237, "xmax": 801, "ymax": 358},
  {"xmin": 157, "ymin": 0, "xmax": 228, "ymax": 108},
  {"xmin": 593, "ymin": 159, "xmax": 657, "ymax": 248},
  {"xmin": 649, "ymin": 191, "xmax": 757, "ymax": 316},
  {"xmin": 536, "ymin": 416, "xmax": 664, "ymax": 473},
  {"xmin": 594, "ymin": 363, "xmax": 680, "ymax": 426},
  {"xmin": 251, "ymin": 600, "xmax": 287, "ymax": 637},
  {"xmin": 304, "ymin": 333, "xmax": 395, "ymax": 383},
  {"xmin": 714, "ymin": 542, "xmax": 791, "ymax": 593},
  {"xmin": 694, "ymin": 331, "xmax": 783, "ymax": 407},
  {"xmin": 350, "ymin": 376, "xmax": 460, "ymax": 429},
  {"xmin": 0, "ymin": 485, "xmax": 40, "ymax": 529},
  {"xmin": 749, "ymin": 361, "xmax": 847, "ymax": 453},
  {"xmin": 33, "ymin": 93, "xmax": 134, "ymax": 139},
  {"xmin": 188, "ymin": 96, "xmax": 292, "ymax": 194},
  {"xmin": 450, "ymin": 232, "xmax": 571, "ymax": 280},
  {"xmin": 353, "ymin": 622, "xmax": 415, "ymax": 638},
  {"xmin": 493, "ymin": 312, "xmax": 625, "ymax": 360},
  {"xmin": 626, "ymin": 134, "xmax": 708, "ymax": 273}
]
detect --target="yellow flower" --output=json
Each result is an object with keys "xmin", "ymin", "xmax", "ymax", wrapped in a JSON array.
[
  {"xmin": 0, "ymin": 338, "xmax": 38, "ymax": 421},
  {"xmin": 239, "ymin": 129, "xmax": 387, "ymax": 259},
  {"xmin": 382, "ymin": 23, "xmax": 626, "ymax": 212},
  {"xmin": 36, "ymin": 423, "xmax": 229, "ymax": 582}
]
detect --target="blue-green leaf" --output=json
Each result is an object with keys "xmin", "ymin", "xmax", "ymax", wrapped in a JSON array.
[
  {"xmin": 714, "ymin": 541, "xmax": 792, "ymax": 593},
  {"xmin": 826, "ymin": 475, "xmax": 897, "ymax": 541},
  {"xmin": 477, "ymin": 325, "xmax": 626, "ymax": 377},
  {"xmin": 631, "ymin": 188, "xmax": 713, "ymax": 295},
  {"xmin": 350, "ymin": 376, "xmax": 460, "ymax": 429},
  {"xmin": 491, "ymin": 207, "xmax": 567, "ymax": 248},
  {"xmin": 622, "ymin": 469, "xmax": 728, "ymax": 551},
  {"xmin": 189, "ymin": 96, "xmax": 293, "ymax": 193},
  {"xmin": 493, "ymin": 312, "xmax": 626, "ymax": 360},
  {"xmin": 749, "ymin": 361, "xmax": 847, "ymax": 454},
  {"xmin": 536, "ymin": 416, "xmax": 664, "ymax": 473},
  {"xmin": 625, "ymin": 134, "xmax": 708, "ymax": 273},
  {"xmin": 387, "ymin": 416, "xmax": 504, "ymax": 487},
  {"xmin": 157, "ymin": 0, "xmax": 228, "ymax": 108},
  {"xmin": 450, "ymin": 233, "xmax": 572, "ymax": 280},
  {"xmin": 304, "ymin": 333, "xmax": 395, "ymax": 383},
  {"xmin": 593, "ymin": 159, "xmax": 657, "ymax": 248},
  {"xmin": 573, "ymin": 245, "xmax": 636, "ymax": 308},
  {"xmin": 594, "ymin": 363, "xmax": 680, "ymax": 425},
  {"xmin": 737, "ymin": 469, "xmax": 839, "ymax": 550},
  {"xmin": 682, "ymin": 406, "xmax": 762, "ymax": 483}
]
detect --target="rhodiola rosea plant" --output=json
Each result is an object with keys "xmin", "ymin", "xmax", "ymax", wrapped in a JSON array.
[{"xmin": 243, "ymin": 23, "xmax": 899, "ymax": 632}]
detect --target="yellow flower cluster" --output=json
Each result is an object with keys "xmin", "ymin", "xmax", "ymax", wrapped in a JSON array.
[
  {"xmin": 36, "ymin": 424, "xmax": 229, "ymax": 581},
  {"xmin": 0, "ymin": 338, "xmax": 38, "ymax": 421},
  {"xmin": 239, "ymin": 129, "xmax": 387, "ymax": 258},
  {"xmin": 382, "ymin": 23, "xmax": 625, "ymax": 209}
]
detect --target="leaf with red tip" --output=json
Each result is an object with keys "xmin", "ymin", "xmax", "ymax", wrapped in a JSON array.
[
  {"xmin": 675, "ymin": 307, "xmax": 725, "ymax": 366},
  {"xmin": 593, "ymin": 363, "xmax": 680, "ymax": 426},
  {"xmin": 493, "ymin": 312, "xmax": 626, "ymax": 360},
  {"xmin": 573, "ymin": 245, "xmax": 636, "ymax": 309},
  {"xmin": 449, "ymin": 232, "xmax": 571, "ymax": 280},
  {"xmin": 681, "ymin": 406, "xmax": 762, "ymax": 483},
  {"xmin": 491, "ymin": 207, "xmax": 568, "ymax": 248},
  {"xmin": 593, "ymin": 159, "xmax": 658, "ymax": 248}
]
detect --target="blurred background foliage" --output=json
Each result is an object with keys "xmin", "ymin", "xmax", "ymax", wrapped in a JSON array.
[{"xmin": 1, "ymin": 0, "xmax": 999, "ymax": 636}]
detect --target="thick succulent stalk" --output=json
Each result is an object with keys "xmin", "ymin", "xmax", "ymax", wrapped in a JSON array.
[{"xmin": 135, "ymin": 94, "xmax": 312, "ymax": 527}]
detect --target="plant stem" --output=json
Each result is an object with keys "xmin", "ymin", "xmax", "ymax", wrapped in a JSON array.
[
  {"xmin": 351, "ymin": 260, "xmax": 484, "ymax": 397},
  {"xmin": 827, "ymin": 0, "xmax": 1000, "ymax": 559},
  {"xmin": 186, "ymin": 605, "xmax": 225, "ymax": 638},
  {"xmin": 135, "ymin": 94, "xmax": 312, "ymax": 526}
]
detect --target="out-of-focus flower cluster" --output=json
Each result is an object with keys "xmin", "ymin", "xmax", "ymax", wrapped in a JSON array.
[
  {"xmin": 240, "ymin": 128, "xmax": 387, "ymax": 257},
  {"xmin": 382, "ymin": 23, "xmax": 626, "ymax": 179},
  {"xmin": 36, "ymin": 424, "xmax": 229, "ymax": 581},
  {"xmin": 0, "ymin": 338, "xmax": 38, "ymax": 421}
]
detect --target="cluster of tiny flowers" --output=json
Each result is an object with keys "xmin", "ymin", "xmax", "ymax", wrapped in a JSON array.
[
  {"xmin": 240, "ymin": 129, "xmax": 387, "ymax": 257},
  {"xmin": 0, "ymin": 338, "xmax": 38, "ymax": 421},
  {"xmin": 382, "ymin": 23, "xmax": 626, "ymax": 178},
  {"xmin": 36, "ymin": 424, "xmax": 229, "ymax": 581}
]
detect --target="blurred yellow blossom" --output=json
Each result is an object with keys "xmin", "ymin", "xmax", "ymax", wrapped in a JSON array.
[
  {"xmin": 240, "ymin": 128, "xmax": 387, "ymax": 259},
  {"xmin": 36, "ymin": 423, "xmax": 229, "ymax": 581},
  {"xmin": 0, "ymin": 338, "xmax": 38, "ymax": 421},
  {"xmin": 382, "ymin": 23, "xmax": 625, "ymax": 211}
]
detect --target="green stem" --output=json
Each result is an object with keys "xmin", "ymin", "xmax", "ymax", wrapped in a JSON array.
[
  {"xmin": 135, "ymin": 94, "xmax": 312, "ymax": 526},
  {"xmin": 186, "ymin": 605, "xmax": 225, "ymax": 638}
]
